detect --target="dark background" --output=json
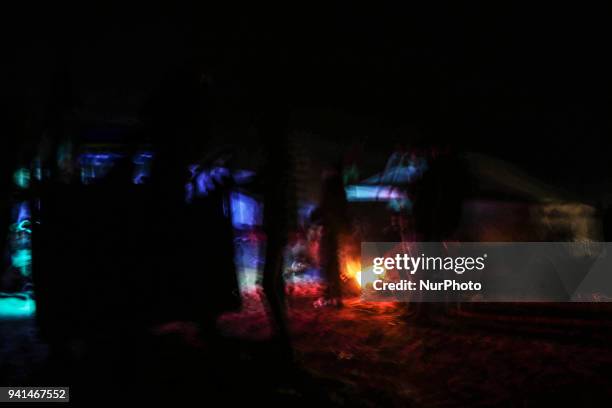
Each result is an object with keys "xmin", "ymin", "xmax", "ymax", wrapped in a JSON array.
[{"xmin": 2, "ymin": 1, "xmax": 610, "ymax": 200}]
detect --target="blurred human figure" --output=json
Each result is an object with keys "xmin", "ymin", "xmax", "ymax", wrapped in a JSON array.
[
  {"xmin": 409, "ymin": 148, "xmax": 470, "ymax": 321},
  {"xmin": 413, "ymin": 150, "xmax": 469, "ymax": 241},
  {"xmin": 142, "ymin": 61, "xmax": 244, "ymax": 337},
  {"xmin": 382, "ymin": 214, "xmax": 403, "ymax": 242},
  {"xmin": 182, "ymin": 154, "xmax": 242, "ymax": 332},
  {"xmin": 315, "ymin": 164, "xmax": 349, "ymax": 307},
  {"xmin": 258, "ymin": 116, "xmax": 296, "ymax": 358},
  {"xmin": 33, "ymin": 138, "xmax": 87, "ymax": 373}
]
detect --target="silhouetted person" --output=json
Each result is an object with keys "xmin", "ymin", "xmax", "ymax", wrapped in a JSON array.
[
  {"xmin": 33, "ymin": 143, "xmax": 86, "ymax": 369},
  {"xmin": 28, "ymin": 62, "xmax": 82, "ymax": 366},
  {"xmin": 143, "ymin": 61, "xmax": 243, "ymax": 345},
  {"xmin": 410, "ymin": 149, "xmax": 470, "ymax": 321},
  {"xmin": 317, "ymin": 164, "xmax": 349, "ymax": 307},
  {"xmin": 258, "ymin": 111, "xmax": 295, "ymax": 359},
  {"xmin": 182, "ymin": 155, "xmax": 242, "ymax": 331},
  {"xmin": 142, "ymin": 61, "xmax": 215, "ymax": 323},
  {"xmin": 413, "ymin": 151, "xmax": 469, "ymax": 241}
]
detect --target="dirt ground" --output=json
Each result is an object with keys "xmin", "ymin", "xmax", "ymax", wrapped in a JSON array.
[
  {"xmin": 220, "ymin": 284, "xmax": 612, "ymax": 407},
  {"xmin": 2, "ymin": 284, "xmax": 612, "ymax": 406}
]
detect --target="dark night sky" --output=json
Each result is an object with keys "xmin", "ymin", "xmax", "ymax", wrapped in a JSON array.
[{"xmin": 3, "ymin": 2, "xmax": 611, "ymax": 199}]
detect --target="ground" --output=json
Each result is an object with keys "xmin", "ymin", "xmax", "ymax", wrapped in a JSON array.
[{"xmin": 2, "ymin": 284, "xmax": 612, "ymax": 406}]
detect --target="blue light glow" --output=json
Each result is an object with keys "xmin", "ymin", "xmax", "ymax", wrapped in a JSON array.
[
  {"xmin": 11, "ymin": 250, "xmax": 32, "ymax": 277},
  {"xmin": 13, "ymin": 168, "xmax": 30, "ymax": 189},
  {"xmin": 16, "ymin": 220, "xmax": 32, "ymax": 234},
  {"xmin": 232, "ymin": 169, "xmax": 256, "ymax": 185},
  {"xmin": 195, "ymin": 170, "xmax": 216, "ymax": 196},
  {"xmin": 132, "ymin": 151, "xmax": 154, "ymax": 184},
  {"xmin": 0, "ymin": 296, "xmax": 36, "ymax": 319},
  {"xmin": 345, "ymin": 185, "xmax": 406, "ymax": 202},
  {"xmin": 16, "ymin": 202, "xmax": 30, "ymax": 224},
  {"xmin": 80, "ymin": 152, "xmax": 125, "ymax": 184},
  {"xmin": 230, "ymin": 192, "xmax": 262, "ymax": 228}
]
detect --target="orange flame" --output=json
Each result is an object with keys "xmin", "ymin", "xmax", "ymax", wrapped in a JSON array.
[
  {"xmin": 344, "ymin": 257, "xmax": 363, "ymax": 288},
  {"xmin": 343, "ymin": 256, "xmax": 380, "ymax": 290}
]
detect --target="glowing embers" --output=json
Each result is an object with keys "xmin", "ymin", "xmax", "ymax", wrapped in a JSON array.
[
  {"xmin": 341, "ymin": 244, "xmax": 379, "ymax": 292},
  {"xmin": 344, "ymin": 257, "xmax": 363, "ymax": 287},
  {"xmin": 345, "ymin": 260, "xmax": 381, "ymax": 290}
]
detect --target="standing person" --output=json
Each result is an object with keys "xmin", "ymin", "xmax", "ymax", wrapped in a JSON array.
[
  {"xmin": 183, "ymin": 153, "xmax": 242, "ymax": 331},
  {"xmin": 410, "ymin": 148, "xmax": 470, "ymax": 321},
  {"xmin": 317, "ymin": 163, "xmax": 349, "ymax": 308},
  {"xmin": 258, "ymin": 116, "xmax": 296, "ymax": 359},
  {"xmin": 142, "ymin": 61, "xmax": 212, "ymax": 323}
]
